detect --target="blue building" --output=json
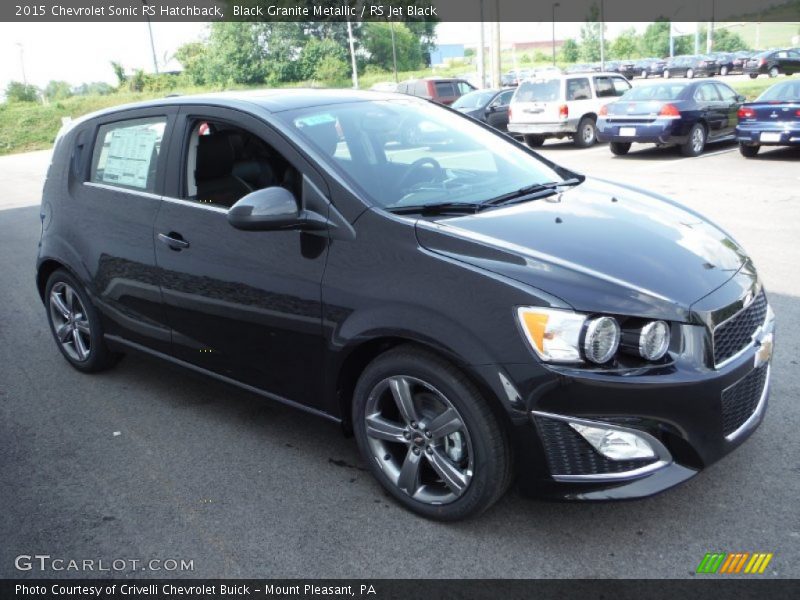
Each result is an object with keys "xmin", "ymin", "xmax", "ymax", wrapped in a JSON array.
[{"xmin": 429, "ymin": 44, "xmax": 466, "ymax": 66}]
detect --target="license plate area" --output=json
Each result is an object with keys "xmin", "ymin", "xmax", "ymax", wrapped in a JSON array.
[
  {"xmin": 619, "ymin": 127, "xmax": 637, "ymax": 137},
  {"xmin": 760, "ymin": 132, "xmax": 781, "ymax": 142}
]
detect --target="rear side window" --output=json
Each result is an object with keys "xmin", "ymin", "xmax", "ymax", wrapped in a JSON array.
[
  {"xmin": 434, "ymin": 81, "xmax": 455, "ymax": 97},
  {"xmin": 593, "ymin": 77, "xmax": 616, "ymax": 98},
  {"xmin": 566, "ymin": 78, "xmax": 591, "ymax": 100},
  {"xmin": 612, "ymin": 77, "xmax": 632, "ymax": 96},
  {"xmin": 90, "ymin": 117, "xmax": 166, "ymax": 192}
]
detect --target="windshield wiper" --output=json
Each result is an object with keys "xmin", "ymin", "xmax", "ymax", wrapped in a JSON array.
[
  {"xmin": 479, "ymin": 177, "xmax": 583, "ymax": 208},
  {"xmin": 386, "ymin": 202, "xmax": 482, "ymax": 216}
]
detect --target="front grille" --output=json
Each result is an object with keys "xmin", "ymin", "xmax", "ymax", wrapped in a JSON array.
[
  {"xmin": 713, "ymin": 291, "xmax": 767, "ymax": 365},
  {"xmin": 535, "ymin": 417, "xmax": 655, "ymax": 476},
  {"xmin": 721, "ymin": 365, "xmax": 769, "ymax": 437}
]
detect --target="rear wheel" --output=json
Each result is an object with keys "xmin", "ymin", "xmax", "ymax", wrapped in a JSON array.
[
  {"xmin": 769, "ymin": 66, "xmax": 780, "ymax": 78},
  {"xmin": 681, "ymin": 123, "xmax": 707, "ymax": 157},
  {"xmin": 352, "ymin": 345, "xmax": 512, "ymax": 521},
  {"xmin": 573, "ymin": 116, "xmax": 597, "ymax": 148},
  {"xmin": 610, "ymin": 142, "xmax": 631, "ymax": 156},
  {"xmin": 720, "ymin": 65, "xmax": 729, "ymax": 76},
  {"xmin": 687, "ymin": 68, "xmax": 695, "ymax": 79},
  {"xmin": 523, "ymin": 134, "xmax": 545, "ymax": 147},
  {"xmin": 739, "ymin": 143, "xmax": 760, "ymax": 158},
  {"xmin": 641, "ymin": 69, "xmax": 648, "ymax": 79},
  {"xmin": 45, "ymin": 269, "xmax": 120, "ymax": 373},
  {"xmin": 664, "ymin": 70, "xmax": 671, "ymax": 79},
  {"xmin": 749, "ymin": 73, "xmax": 758, "ymax": 79}
]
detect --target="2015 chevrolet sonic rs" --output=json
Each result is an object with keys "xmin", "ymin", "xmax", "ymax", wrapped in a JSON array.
[{"xmin": 37, "ymin": 89, "xmax": 775, "ymax": 520}]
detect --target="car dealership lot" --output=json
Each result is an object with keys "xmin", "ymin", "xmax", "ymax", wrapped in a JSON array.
[{"xmin": 1, "ymin": 145, "xmax": 799, "ymax": 578}]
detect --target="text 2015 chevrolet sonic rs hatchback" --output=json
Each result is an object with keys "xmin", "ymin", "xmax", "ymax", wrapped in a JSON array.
[{"xmin": 38, "ymin": 90, "xmax": 775, "ymax": 520}]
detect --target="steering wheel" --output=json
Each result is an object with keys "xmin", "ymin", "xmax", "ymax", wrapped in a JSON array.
[{"xmin": 396, "ymin": 157, "xmax": 445, "ymax": 194}]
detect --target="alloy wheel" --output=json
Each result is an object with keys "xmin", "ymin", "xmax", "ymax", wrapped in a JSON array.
[
  {"xmin": 692, "ymin": 127, "xmax": 705, "ymax": 153},
  {"xmin": 363, "ymin": 375, "xmax": 474, "ymax": 505},
  {"xmin": 49, "ymin": 282, "xmax": 92, "ymax": 362}
]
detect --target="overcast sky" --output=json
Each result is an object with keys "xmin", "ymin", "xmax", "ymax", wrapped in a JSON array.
[{"xmin": 0, "ymin": 21, "xmax": 650, "ymax": 92}]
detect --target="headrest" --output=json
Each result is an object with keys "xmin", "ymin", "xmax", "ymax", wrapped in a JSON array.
[
  {"xmin": 196, "ymin": 135, "xmax": 234, "ymax": 180},
  {"xmin": 308, "ymin": 121, "xmax": 339, "ymax": 156}
]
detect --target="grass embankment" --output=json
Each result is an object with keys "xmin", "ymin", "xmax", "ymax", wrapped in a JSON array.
[{"xmin": 0, "ymin": 68, "xmax": 781, "ymax": 157}]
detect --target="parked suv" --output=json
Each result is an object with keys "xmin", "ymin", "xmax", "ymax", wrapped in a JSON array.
[
  {"xmin": 397, "ymin": 77, "xmax": 476, "ymax": 105},
  {"xmin": 508, "ymin": 72, "xmax": 632, "ymax": 147},
  {"xmin": 38, "ymin": 90, "xmax": 774, "ymax": 520}
]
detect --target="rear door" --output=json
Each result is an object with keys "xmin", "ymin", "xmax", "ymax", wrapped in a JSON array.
[
  {"xmin": 154, "ymin": 105, "xmax": 330, "ymax": 411},
  {"xmin": 75, "ymin": 107, "xmax": 178, "ymax": 354},
  {"xmin": 714, "ymin": 83, "xmax": 743, "ymax": 137},
  {"xmin": 694, "ymin": 83, "xmax": 725, "ymax": 139}
]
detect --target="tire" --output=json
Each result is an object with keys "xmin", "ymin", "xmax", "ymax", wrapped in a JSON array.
[
  {"xmin": 739, "ymin": 143, "xmax": 760, "ymax": 158},
  {"xmin": 664, "ymin": 70, "xmax": 671, "ymax": 79},
  {"xmin": 573, "ymin": 116, "xmax": 597, "ymax": 148},
  {"xmin": 749, "ymin": 73, "xmax": 758, "ymax": 79},
  {"xmin": 352, "ymin": 345, "xmax": 512, "ymax": 521},
  {"xmin": 681, "ymin": 123, "xmax": 707, "ymax": 157},
  {"xmin": 44, "ymin": 269, "xmax": 121, "ymax": 373},
  {"xmin": 721, "ymin": 66, "xmax": 729, "ymax": 76},
  {"xmin": 687, "ymin": 68, "xmax": 695, "ymax": 79},
  {"xmin": 610, "ymin": 142, "xmax": 631, "ymax": 156},
  {"xmin": 769, "ymin": 66, "xmax": 779, "ymax": 78},
  {"xmin": 523, "ymin": 134, "xmax": 545, "ymax": 147},
  {"xmin": 641, "ymin": 70, "xmax": 648, "ymax": 79}
]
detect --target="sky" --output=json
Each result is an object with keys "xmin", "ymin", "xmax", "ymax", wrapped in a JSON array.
[{"xmin": 0, "ymin": 21, "xmax": 650, "ymax": 93}]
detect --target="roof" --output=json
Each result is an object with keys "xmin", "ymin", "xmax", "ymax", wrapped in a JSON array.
[{"xmin": 68, "ymin": 88, "xmax": 414, "ymax": 126}]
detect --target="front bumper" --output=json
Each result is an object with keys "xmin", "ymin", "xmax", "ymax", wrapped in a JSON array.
[
  {"xmin": 736, "ymin": 124, "xmax": 800, "ymax": 146},
  {"xmin": 597, "ymin": 117, "xmax": 687, "ymax": 145},
  {"xmin": 475, "ymin": 296, "xmax": 775, "ymax": 501}
]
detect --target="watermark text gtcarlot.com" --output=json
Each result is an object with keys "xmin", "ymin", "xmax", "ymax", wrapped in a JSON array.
[{"xmin": 14, "ymin": 554, "xmax": 194, "ymax": 572}]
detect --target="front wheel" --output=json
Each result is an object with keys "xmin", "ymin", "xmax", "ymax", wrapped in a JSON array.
[
  {"xmin": 45, "ymin": 269, "xmax": 121, "ymax": 372},
  {"xmin": 687, "ymin": 68, "xmax": 695, "ymax": 79},
  {"xmin": 749, "ymin": 73, "xmax": 758, "ymax": 79},
  {"xmin": 769, "ymin": 66, "xmax": 780, "ymax": 78},
  {"xmin": 610, "ymin": 142, "xmax": 631, "ymax": 156},
  {"xmin": 641, "ymin": 69, "xmax": 648, "ymax": 79},
  {"xmin": 664, "ymin": 69, "xmax": 671, "ymax": 78},
  {"xmin": 739, "ymin": 143, "xmax": 760, "ymax": 158},
  {"xmin": 352, "ymin": 345, "xmax": 512, "ymax": 521},
  {"xmin": 720, "ymin": 66, "xmax": 729, "ymax": 76},
  {"xmin": 681, "ymin": 123, "xmax": 707, "ymax": 157},
  {"xmin": 523, "ymin": 134, "xmax": 545, "ymax": 147},
  {"xmin": 573, "ymin": 116, "xmax": 597, "ymax": 147}
]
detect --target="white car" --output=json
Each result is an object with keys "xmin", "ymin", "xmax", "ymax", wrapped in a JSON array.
[{"xmin": 508, "ymin": 72, "xmax": 631, "ymax": 147}]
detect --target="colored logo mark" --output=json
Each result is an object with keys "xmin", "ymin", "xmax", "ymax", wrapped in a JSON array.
[{"xmin": 696, "ymin": 552, "xmax": 774, "ymax": 574}]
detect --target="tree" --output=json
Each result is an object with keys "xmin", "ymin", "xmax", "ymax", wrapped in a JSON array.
[
  {"xmin": 314, "ymin": 55, "xmax": 349, "ymax": 85},
  {"xmin": 4, "ymin": 81, "xmax": 39, "ymax": 102},
  {"xmin": 710, "ymin": 28, "xmax": 750, "ymax": 52},
  {"xmin": 579, "ymin": 4, "xmax": 603, "ymax": 62},
  {"xmin": 43, "ymin": 81, "xmax": 73, "ymax": 101},
  {"xmin": 300, "ymin": 37, "xmax": 348, "ymax": 81},
  {"xmin": 175, "ymin": 41, "xmax": 208, "ymax": 85},
  {"xmin": 73, "ymin": 82, "xmax": 113, "ymax": 96},
  {"xmin": 612, "ymin": 27, "xmax": 640, "ymax": 59},
  {"xmin": 110, "ymin": 61, "xmax": 127, "ymax": 86},
  {"xmin": 560, "ymin": 39, "xmax": 580, "ymax": 63},
  {"xmin": 362, "ymin": 22, "xmax": 423, "ymax": 71},
  {"xmin": 640, "ymin": 19, "xmax": 691, "ymax": 58}
]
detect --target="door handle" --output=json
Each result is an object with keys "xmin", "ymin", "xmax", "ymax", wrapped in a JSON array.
[{"xmin": 158, "ymin": 232, "xmax": 190, "ymax": 250}]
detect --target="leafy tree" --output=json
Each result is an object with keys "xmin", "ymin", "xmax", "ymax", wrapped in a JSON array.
[
  {"xmin": 362, "ymin": 22, "xmax": 423, "ymax": 71},
  {"xmin": 4, "ymin": 81, "xmax": 39, "ymax": 102},
  {"xmin": 43, "ymin": 80, "xmax": 72, "ymax": 101},
  {"xmin": 612, "ymin": 27, "xmax": 640, "ymax": 59},
  {"xmin": 560, "ymin": 39, "xmax": 580, "ymax": 63},
  {"xmin": 110, "ymin": 61, "xmax": 127, "ymax": 86},
  {"xmin": 300, "ymin": 37, "xmax": 348, "ymax": 81},
  {"xmin": 709, "ymin": 28, "xmax": 750, "ymax": 52},
  {"xmin": 640, "ymin": 19, "xmax": 691, "ymax": 58},
  {"xmin": 579, "ymin": 4, "xmax": 603, "ymax": 62},
  {"xmin": 175, "ymin": 41, "xmax": 208, "ymax": 85},
  {"xmin": 315, "ymin": 55, "xmax": 349, "ymax": 85},
  {"xmin": 73, "ymin": 82, "xmax": 114, "ymax": 96}
]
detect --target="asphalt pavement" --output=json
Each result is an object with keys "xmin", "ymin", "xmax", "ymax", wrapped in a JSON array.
[{"xmin": 1, "ymin": 142, "xmax": 799, "ymax": 579}]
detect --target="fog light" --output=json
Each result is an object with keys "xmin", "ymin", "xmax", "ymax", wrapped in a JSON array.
[
  {"xmin": 583, "ymin": 316, "xmax": 620, "ymax": 364},
  {"xmin": 569, "ymin": 422, "xmax": 656, "ymax": 460},
  {"xmin": 639, "ymin": 320, "xmax": 670, "ymax": 360}
]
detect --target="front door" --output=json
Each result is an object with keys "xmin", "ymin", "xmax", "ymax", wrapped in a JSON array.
[{"xmin": 154, "ymin": 106, "xmax": 330, "ymax": 411}]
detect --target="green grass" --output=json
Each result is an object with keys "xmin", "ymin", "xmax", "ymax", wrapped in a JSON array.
[
  {"xmin": 0, "ymin": 67, "xmax": 787, "ymax": 157},
  {"xmin": 718, "ymin": 21, "xmax": 800, "ymax": 49}
]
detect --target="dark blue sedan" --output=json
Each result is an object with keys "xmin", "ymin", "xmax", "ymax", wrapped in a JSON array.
[
  {"xmin": 736, "ymin": 79, "xmax": 800, "ymax": 157},
  {"xmin": 597, "ymin": 80, "xmax": 745, "ymax": 156}
]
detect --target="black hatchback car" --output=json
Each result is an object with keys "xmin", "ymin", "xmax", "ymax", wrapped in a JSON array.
[
  {"xmin": 597, "ymin": 80, "xmax": 745, "ymax": 156},
  {"xmin": 664, "ymin": 55, "xmax": 719, "ymax": 79},
  {"xmin": 451, "ymin": 88, "xmax": 516, "ymax": 132},
  {"xmin": 38, "ymin": 90, "xmax": 774, "ymax": 520}
]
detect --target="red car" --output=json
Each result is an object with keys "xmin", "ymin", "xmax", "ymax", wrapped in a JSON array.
[{"xmin": 396, "ymin": 77, "xmax": 476, "ymax": 105}]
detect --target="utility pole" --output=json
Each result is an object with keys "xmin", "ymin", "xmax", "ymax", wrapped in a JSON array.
[
  {"xmin": 347, "ymin": 19, "xmax": 358, "ymax": 89},
  {"xmin": 552, "ymin": 3, "xmax": 560, "ymax": 65},
  {"xmin": 390, "ymin": 21, "xmax": 398, "ymax": 83},
  {"xmin": 706, "ymin": 0, "xmax": 716, "ymax": 53},
  {"xmin": 16, "ymin": 43, "xmax": 27, "ymax": 85},
  {"xmin": 477, "ymin": 0, "xmax": 485, "ymax": 88},
  {"xmin": 141, "ymin": 1, "xmax": 159, "ymax": 74},
  {"xmin": 599, "ymin": 0, "xmax": 605, "ymax": 71},
  {"xmin": 490, "ymin": 0, "xmax": 501, "ymax": 88}
]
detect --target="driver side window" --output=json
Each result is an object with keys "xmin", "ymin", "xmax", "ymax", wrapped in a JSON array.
[{"xmin": 184, "ymin": 119, "xmax": 300, "ymax": 209}]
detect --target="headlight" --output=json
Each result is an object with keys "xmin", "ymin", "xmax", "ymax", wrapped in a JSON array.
[
  {"xmin": 583, "ymin": 316, "xmax": 621, "ymax": 364},
  {"xmin": 639, "ymin": 321, "xmax": 670, "ymax": 360},
  {"xmin": 517, "ymin": 307, "xmax": 585, "ymax": 363}
]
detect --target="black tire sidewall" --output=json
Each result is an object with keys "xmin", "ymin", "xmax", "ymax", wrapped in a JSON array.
[
  {"xmin": 524, "ymin": 134, "xmax": 545, "ymax": 147},
  {"xmin": 610, "ymin": 142, "xmax": 631, "ymax": 155},
  {"xmin": 739, "ymin": 143, "xmax": 759, "ymax": 157},
  {"xmin": 574, "ymin": 117, "xmax": 596, "ymax": 147},
  {"xmin": 352, "ymin": 347, "xmax": 510, "ymax": 521},
  {"xmin": 44, "ymin": 269, "xmax": 114, "ymax": 373}
]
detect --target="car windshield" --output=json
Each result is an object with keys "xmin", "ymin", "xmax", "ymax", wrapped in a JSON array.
[
  {"xmin": 620, "ymin": 83, "xmax": 687, "ymax": 101},
  {"xmin": 515, "ymin": 79, "xmax": 561, "ymax": 102},
  {"xmin": 757, "ymin": 81, "xmax": 800, "ymax": 102},
  {"xmin": 281, "ymin": 99, "xmax": 564, "ymax": 210},
  {"xmin": 452, "ymin": 91, "xmax": 497, "ymax": 109}
]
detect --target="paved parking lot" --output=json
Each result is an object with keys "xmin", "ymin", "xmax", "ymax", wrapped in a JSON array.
[{"xmin": 1, "ymin": 140, "xmax": 799, "ymax": 579}]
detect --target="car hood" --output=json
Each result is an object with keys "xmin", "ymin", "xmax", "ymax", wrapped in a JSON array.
[{"xmin": 415, "ymin": 178, "xmax": 748, "ymax": 321}]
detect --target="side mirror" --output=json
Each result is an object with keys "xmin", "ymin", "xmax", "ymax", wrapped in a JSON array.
[{"xmin": 227, "ymin": 187, "xmax": 326, "ymax": 232}]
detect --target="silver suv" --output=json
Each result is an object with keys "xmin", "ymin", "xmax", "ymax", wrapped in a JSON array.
[{"xmin": 508, "ymin": 73, "xmax": 631, "ymax": 147}]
